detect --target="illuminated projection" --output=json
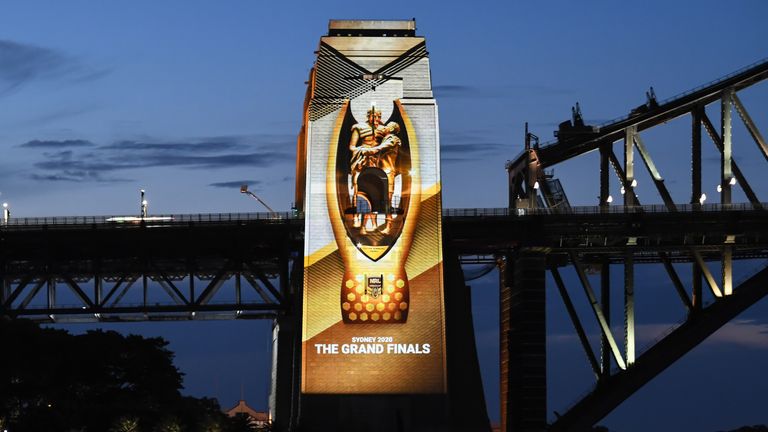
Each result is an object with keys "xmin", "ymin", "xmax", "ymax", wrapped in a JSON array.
[{"xmin": 298, "ymin": 20, "xmax": 446, "ymax": 394}]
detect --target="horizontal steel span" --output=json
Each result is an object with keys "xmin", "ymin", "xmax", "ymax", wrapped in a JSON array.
[
  {"xmin": 1, "ymin": 204, "xmax": 767, "ymax": 259},
  {"xmin": 1, "ymin": 202, "xmax": 764, "ymax": 227},
  {"xmin": 1, "ymin": 205, "xmax": 766, "ymax": 323}
]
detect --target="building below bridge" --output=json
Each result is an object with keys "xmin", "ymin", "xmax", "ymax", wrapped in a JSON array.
[{"xmin": 225, "ymin": 400, "xmax": 270, "ymax": 428}]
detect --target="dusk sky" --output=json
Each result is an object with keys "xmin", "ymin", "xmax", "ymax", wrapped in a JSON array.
[{"xmin": 1, "ymin": 1, "xmax": 767, "ymax": 430}]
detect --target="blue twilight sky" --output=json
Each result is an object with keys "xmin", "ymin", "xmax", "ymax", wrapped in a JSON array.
[{"xmin": 1, "ymin": 1, "xmax": 768, "ymax": 430}]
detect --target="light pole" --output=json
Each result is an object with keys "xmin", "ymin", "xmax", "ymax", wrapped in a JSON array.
[
  {"xmin": 140, "ymin": 189, "xmax": 148, "ymax": 218},
  {"xmin": 2, "ymin": 202, "xmax": 9, "ymax": 224},
  {"xmin": 240, "ymin": 184, "xmax": 276, "ymax": 215}
]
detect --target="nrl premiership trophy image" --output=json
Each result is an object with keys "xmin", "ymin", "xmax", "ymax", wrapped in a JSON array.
[
  {"xmin": 300, "ymin": 19, "xmax": 447, "ymax": 395},
  {"xmin": 328, "ymin": 101, "xmax": 419, "ymax": 324}
]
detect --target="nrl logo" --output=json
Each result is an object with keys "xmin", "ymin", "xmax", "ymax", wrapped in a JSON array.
[{"xmin": 366, "ymin": 275, "xmax": 383, "ymax": 298}]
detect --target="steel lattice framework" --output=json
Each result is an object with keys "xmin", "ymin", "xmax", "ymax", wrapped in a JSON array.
[
  {"xmin": 503, "ymin": 58, "xmax": 768, "ymax": 431},
  {"xmin": 0, "ymin": 215, "xmax": 301, "ymax": 323}
]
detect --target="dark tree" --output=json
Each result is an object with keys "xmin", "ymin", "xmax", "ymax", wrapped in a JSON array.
[{"xmin": 0, "ymin": 319, "xmax": 238, "ymax": 432}]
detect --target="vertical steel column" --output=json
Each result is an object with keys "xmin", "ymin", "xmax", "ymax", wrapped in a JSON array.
[
  {"xmin": 723, "ymin": 247, "xmax": 733, "ymax": 296},
  {"xmin": 280, "ymin": 249, "xmax": 291, "ymax": 301},
  {"xmin": 94, "ymin": 263, "xmax": 102, "ymax": 307},
  {"xmin": 624, "ymin": 252, "xmax": 635, "ymax": 366},
  {"xmin": 47, "ymin": 277, "xmax": 56, "ymax": 311},
  {"xmin": 600, "ymin": 143, "xmax": 610, "ymax": 210},
  {"xmin": 692, "ymin": 107, "xmax": 703, "ymax": 310},
  {"xmin": 600, "ymin": 257, "xmax": 611, "ymax": 376},
  {"xmin": 503, "ymin": 250, "xmax": 547, "ymax": 432},
  {"xmin": 270, "ymin": 315, "xmax": 295, "ymax": 431},
  {"xmin": 624, "ymin": 126, "xmax": 636, "ymax": 207},
  {"xmin": 499, "ymin": 254, "xmax": 512, "ymax": 432},
  {"xmin": 0, "ymin": 260, "xmax": 7, "ymax": 309},
  {"xmin": 189, "ymin": 271, "xmax": 195, "ymax": 302},
  {"xmin": 272, "ymin": 249, "xmax": 301, "ymax": 432},
  {"xmin": 721, "ymin": 89, "xmax": 733, "ymax": 206},
  {"xmin": 721, "ymin": 90, "xmax": 734, "ymax": 295},
  {"xmin": 143, "ymin": 273, "xmax": 148, "ymax": 309},
  {"xmin": 235, "ymin": 272, "xmax": 242, "ymax": 306},
  {"xmin": 692, "ymin": 107, "xmax": 703, "ymax": 205}
]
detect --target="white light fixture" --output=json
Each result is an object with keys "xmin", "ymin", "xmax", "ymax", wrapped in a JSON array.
[
  {"xmin": 699, "ymin": 193, "xmax": 707, "ymax": 205},
  {"xmin": 717, "ymin": 184, "xmax": 722, "ymax": 193},
  {"xmin": 631, "ymin": 179, "xmax": 638, "ymax": 187},
  {"xmin": 620, "ymin": 186, "xmax": 626, "ymax": 195},
  {"xmin": 729, "ymin": 177, "xmax": 737, "ymax": 186},
  {"xmin": 607, "ymin": 195, "xmax": 613, "ymax": 203},
  {"xmin": 533, "ymin": 181, "xmax": 540, "ymax": 190}
]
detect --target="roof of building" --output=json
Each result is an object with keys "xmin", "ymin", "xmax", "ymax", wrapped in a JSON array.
[{"xmin": 225, "ymin": 400, "xmax": 269, "ymax": 422}]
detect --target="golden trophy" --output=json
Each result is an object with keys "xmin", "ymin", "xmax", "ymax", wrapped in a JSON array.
[{"xmin": 327, "ymin": 100, "xmax": 421, "ymax": 324}]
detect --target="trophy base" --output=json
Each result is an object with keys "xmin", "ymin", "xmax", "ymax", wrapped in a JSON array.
[{"xmin": 340, "ymin": 271, "xmax": 409, "ymax": 324}]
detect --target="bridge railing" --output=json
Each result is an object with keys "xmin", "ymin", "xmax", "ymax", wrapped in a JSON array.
[
  {"xmin": 1, "ymin": 211, "xmax": 301, "ymax": 227},
  {"xmin": 1, "ymin": 202, "xmax": 764, "ymax": 228},
  {"xmin": 442, "ymin": 202, "xmax": 766, "ymax": 218}
]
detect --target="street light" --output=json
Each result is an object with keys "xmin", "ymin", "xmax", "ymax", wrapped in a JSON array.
[
  {"xmin": 240, "ymin": 184, "xmax": 276, "ymax": 214},
  {"xmin": 140, "ymin": 189, "xmax": 148, "ymax": 218},
  {"xmin": 2, "ymin": 202, "xmax": 9, "ymax": 224}
]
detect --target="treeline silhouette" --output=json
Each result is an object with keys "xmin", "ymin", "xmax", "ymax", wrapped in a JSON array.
[{"xmin": 0, "ymin": 319, "xmax": 266, "ymax": 432}]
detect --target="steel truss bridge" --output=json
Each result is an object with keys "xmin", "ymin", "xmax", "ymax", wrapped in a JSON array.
[{"xmin": 2, "ymin": 58, "xmax": 768, "ymax": 431}]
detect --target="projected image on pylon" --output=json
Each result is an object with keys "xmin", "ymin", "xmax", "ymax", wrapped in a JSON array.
[{"xmin": 299, "ymin": 20, "xmax": 446, "ymax": 394}]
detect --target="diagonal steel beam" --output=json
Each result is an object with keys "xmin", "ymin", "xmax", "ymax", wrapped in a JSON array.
[
  {"xmin": 702, "ymin": 113, "xmax": 762, "ymax": 208},
  {"xmin": 63, "ymin": 276, "xmax": 95, "ymax": 308},
  {"xmin": 659, "ymin": 253, "xmax": 693, "ymax": 312},
  {"xmin": 194, "ymin": 269, "xmax": 228, "ymax": 306},
  {"xmin": 569, "ymin": 252, "xmax": 627, "ymax": 370},
  {"xmin": 691, "ymin": 250, "xmax": 723, "ymax": 298},
  {"xmin": 110, "ymin": 277, "xmax": 138, "ymax": 307},
  {"xmin": 550, "ymin": 263, "xmax": 768, "ymax": 432},
  {"xmin": 245, "ymin": 262, "xmax": 283, "ymax": 302},
  {"xmin": 18, "ymin": 279, "xmax": 46, "ymax": 310},
  {"xmin": 624, "ymin": 127, "xmax": 636, "ymax": 207},
  {"xmin": 732, "ymin": 93, "xmax": 768, "ymax": 163},
  {"xmin": 4, "ymin": 274, "xmax": 34, "ymax": 307},
  {"xmin": 607, "ymin": 150, "xmax": 640, "ymax": 206},
  {"xmin": 243, "ymin": 273, "xmax": 278, "ymax": 305},
  {"xmin": 157, "ymin": 279, "xmax": 187, "ymax": 305},
  {"xmin": 153, "ymin": 268, "xmax": 189, "ymax": 305},
  {"xmin": 633, "ymin": 134, "xmax": 677, "ymax": 211},
  {"xmin": 551, "ymin": 266, "xmax": 601, "ymax": 379},
  {"xmin": 100, "ymin": 276, "xmax": 126, "ymax": 306}
]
